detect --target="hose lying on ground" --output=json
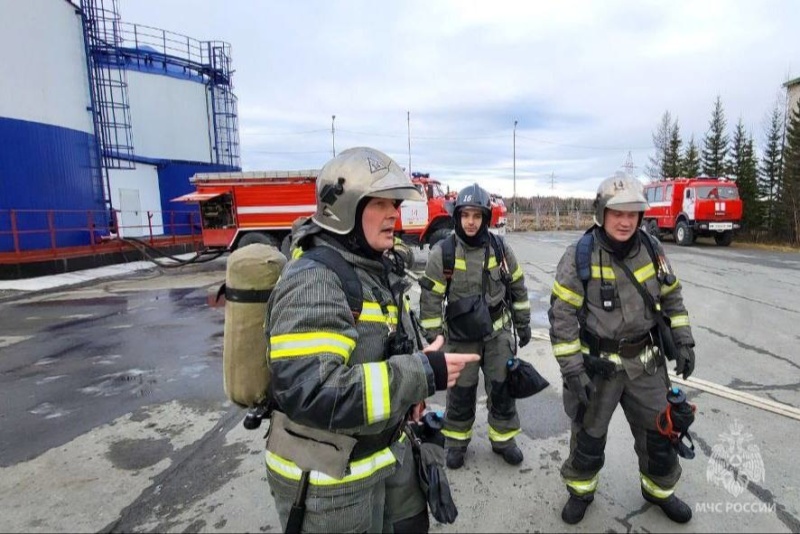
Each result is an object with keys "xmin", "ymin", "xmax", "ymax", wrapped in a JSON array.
[{"xmin": 119, "ymin": 237, "xmax": 226, "ymax": 268}]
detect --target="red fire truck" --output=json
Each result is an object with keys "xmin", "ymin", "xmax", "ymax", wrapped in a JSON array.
[
  {"xmin": 172, "ymin": 170, "xmax": 504, "ymax": 253},
  {"xmin": 642, "ymin": 177, "xmax": 743, "ymax": 246}
]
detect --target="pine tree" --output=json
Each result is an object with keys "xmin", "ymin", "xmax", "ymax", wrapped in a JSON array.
[
  {"xmin": 647, "ymin": 111, "xmax": 672, "ymax": 181},
  {"xmin": 664, "ymin": 120, "xmax": 683, "ymax": 178},
  {"xmin": 759, "ymin": 102, "xmax": 784, "ymax": 231},
  {"xmin": 701, "ymin": 96, "xmax": 729, "ymax": 177},
  {"xmin": 729, "ymin": 120, "xmax": 761, "ymax": 230},
  {"xmin": 682, "ymin": 135, "xmax": 701, "ymax": 176},
  {"xmin": 778, "ymin": 101, "xmax": 800, "ymax": 244}
]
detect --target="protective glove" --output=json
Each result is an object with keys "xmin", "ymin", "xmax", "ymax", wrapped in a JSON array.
[
  {"xmin": 564, "ymin": 370, "xmax": 596, "ymax": 407},
  {"xmin": 517, "ymin": 325, "xmax": 532, "ymax": 348},
  {"xmin": 675, "ymin": 345, "xmax": 695, "ymax": 379}
]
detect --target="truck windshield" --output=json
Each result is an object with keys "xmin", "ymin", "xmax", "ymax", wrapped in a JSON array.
[
  {"xmin": 696, "ymin": 185, "xmax": 738, "ymax": 200},
  {"xmin": 431, "ymin": 184, "xmax": 446, "ymax": 198}
]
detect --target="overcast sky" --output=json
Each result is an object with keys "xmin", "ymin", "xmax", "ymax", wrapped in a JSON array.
[{"xmin": 120, "ymin": 1, "xmax": 799, "ymax": 199}]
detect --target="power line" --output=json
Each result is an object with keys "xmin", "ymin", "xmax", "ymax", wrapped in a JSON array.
[
  {"xmin": 247, "ymin": 149, "xmax": 331, "ymax": 155},
  {"xmin": 516, "ymin": 133, "xmax": 651, "ymax": 151},
  {"xmin": 242, "ymin": 129, "xmax": 329, "ymax": 136},
  {"xmin": 337, "ymin": 128, "xmax": 507, "ymax": 140},
  {"xmin": 242, "ymin": 126, "xmax": 653, "ymax": 151}
]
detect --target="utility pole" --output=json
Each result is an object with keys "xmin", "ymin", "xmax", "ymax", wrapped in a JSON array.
[
  {"xmin": 513, "ymin": 119, "xmax": 518, "ymax": 230},
  {"xmin": 407, "ymin": 111, "xmax": 412, "ymax": 175},
  {"xmin": 331, "ymin": 115, "xmax": 336, "ymax": 157},
  {"xmin": 550, "ymin": 171, "xmax": 556, "ymax": 190}
]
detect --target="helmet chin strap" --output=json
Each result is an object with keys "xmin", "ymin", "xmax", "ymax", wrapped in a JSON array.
[{"xmin": 348, "ymin": 198, "xmax": 386, "ymax": 260}]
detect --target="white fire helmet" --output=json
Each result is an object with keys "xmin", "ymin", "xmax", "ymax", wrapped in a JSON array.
[
  {"xmin": 312, "ymin": 147, "xmax": 424, "ymax": 234},
  {"xmin": 593, "ymin": 172, "xmax": 648, "ymax": 226}
]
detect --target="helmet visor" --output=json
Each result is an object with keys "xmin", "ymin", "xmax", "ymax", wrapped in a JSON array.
[{"xmin": 369, "ymin": 171, "xmax": 425, "ymax": 202}]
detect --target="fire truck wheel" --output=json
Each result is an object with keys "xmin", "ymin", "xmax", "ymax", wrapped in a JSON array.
[
  {"xmin": 674, "ymin": 221, "xmax": 693, "ymax": 246},
  {"xmin": 427, "ymin": 228, "xmax": 452, "ymax": 248},
  {"xmin": 714, "ymin": 231, "xmax": 733, "ymax": 246},
  {"xmin": 237, "ymin": 232, "xmax": 279, "ymax": 250}
]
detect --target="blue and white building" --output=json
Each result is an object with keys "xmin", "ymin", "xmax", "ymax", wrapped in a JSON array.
[{"xmin": 0, "ymin": 0, "xmax": 240, "ymax": 253}]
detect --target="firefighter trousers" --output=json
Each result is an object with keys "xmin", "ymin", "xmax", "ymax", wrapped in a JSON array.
[
  {"xmin": 560, "ymin": 361, "xmax": 681, "ymax": 499},
  {"xmin": 267, "ymin": 438, "xmax": 427, "ymax": 533},
  {"xmin": 443, "ymin": 330, "xmax": 521, "ymax": 450}
]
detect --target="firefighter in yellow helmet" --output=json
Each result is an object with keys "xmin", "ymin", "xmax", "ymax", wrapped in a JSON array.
[
  {"xmin": 264, "ymin": 147, "xmax": 479, "ymax": 533},
  {"xmin": 548, "ymin": 172, "xmax": 697, "ymax": 524}
]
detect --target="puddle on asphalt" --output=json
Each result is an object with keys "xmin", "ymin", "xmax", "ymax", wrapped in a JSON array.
[
  {"xmin": 17, "ymin": 296, "xmax": 129, "ymax": 307},
  {"xmin": 35, "ymin": 375, "xmax": 67, "ymax": 385},
  {"xmin": 79, "ymin": 369, "xmax": 157, "ymax": 398},
  {"xmin": 29, "ymin": 402, "xmax": 72, "ymax": 419},
  {"xmin": 106, "ymin": 437, "xmax": 174, "ymax": 471}
]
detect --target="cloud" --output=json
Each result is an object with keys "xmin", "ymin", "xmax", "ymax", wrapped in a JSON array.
[{"xmin": 119, "ymin": 0, "xmax": 800, "ymax": 199}]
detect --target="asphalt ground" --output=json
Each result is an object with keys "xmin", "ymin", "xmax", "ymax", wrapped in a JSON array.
[{"xmin": 1, "ymin": 232, "xmax": 799, "ymax": 533}]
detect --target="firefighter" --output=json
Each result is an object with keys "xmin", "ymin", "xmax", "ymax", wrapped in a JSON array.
[
  {"xmin": 548, "ymin": 172, "xmax": 697, "ymax": 524},
  {"xmin": 265, "ymin": 147, "xmax": 479, "ymax": 533},
  {"xmin": 418, "ymin": 183, "xmax": 532, "ymax": 469}
]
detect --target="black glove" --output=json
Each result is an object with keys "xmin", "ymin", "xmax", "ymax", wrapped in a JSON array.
[
  {"xmin": 564, "ymin": 370, "xmax": 596, "ymax": 406},
  {"xmin": 675, "ymin": 345, "xmax": 695, "ymax": 379},
  {"xmin": 517, "ymin": 325, "xmax": 532, "ymax": 348}
]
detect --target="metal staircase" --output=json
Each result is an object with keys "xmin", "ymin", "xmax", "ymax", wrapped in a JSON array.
[
  {"xmin": 80, "ymin": 0, "xmax": 136, "ymax": 169},
  {"xmin": 207, "ymin": 43, "xmax": 240, "ymax": 168}
]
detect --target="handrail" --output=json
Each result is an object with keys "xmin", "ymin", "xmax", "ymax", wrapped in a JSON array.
[
  {"xmin": 117, "ymin": 22, "xmax": 232, "ymax": 83},
  {"xmin": 0, "ymin": 208, "xmax": 202, "ymax": 263}
]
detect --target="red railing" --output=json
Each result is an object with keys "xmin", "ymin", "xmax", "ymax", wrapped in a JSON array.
[{"xmin": 0, "ymin": 208, "xmax": 203, "ymax": 264}]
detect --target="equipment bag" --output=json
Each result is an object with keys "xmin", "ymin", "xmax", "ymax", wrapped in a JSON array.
[
  {"xmin": 221, "ymin": 243, "xmax": 362, "ymax": 408},
  {"xmin": 440, "ymin": 234, "xmax": 505, "ymax": 342},
  {"xmin": 505, "ymin": 357, "xmax": 550, "ymax": 398},
  {"xmin": 444, "ymin": 294, "xmax": 493, "ymax": 342}
]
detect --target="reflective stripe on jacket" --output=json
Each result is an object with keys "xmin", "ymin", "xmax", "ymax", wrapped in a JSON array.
[
  {"xmin": 419, "ymin": 235, "xmax": 530, "ymax": 340},
  {"xmin": 548, "ymin": 229, "xmax": 694, "ymax": 374},
  {"xmin": 267, "ymin": 238, "xmax": 435, "ymax": 483}
]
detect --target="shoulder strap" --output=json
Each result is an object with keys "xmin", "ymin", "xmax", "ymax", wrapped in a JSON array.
[
  {"xmin": 298, "ymin": 247, "xmax": 363, "ymax": 320},
  {"xmin": 609, "ymin": 230, "xmax": 665, "ymax": 318},
  {"xmin": 441, "ymin": 234, "xmax": 457, "ymax": 299},
  {"xmin": 638, "ymin": 228, "xmax": 660, "ymax": 268},
  {"xmin": 489, "ymin": 233, "xmax": 506, "ymax": 270},
  {"xmin": 575, "ymin": 229, "xmax": 594, "ymax": 293},
  {"xmin": 441, "ymin": 234, "xmax": 456, "ymax": 281}
]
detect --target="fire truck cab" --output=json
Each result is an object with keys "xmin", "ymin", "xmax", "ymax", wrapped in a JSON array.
[
  {"xmin": 394, "ymin": 173, "xmax": 455, "ymax": 248},
  {"xmin": 642, "ymin": 177, "xmax": 742, "ymax": 246}
]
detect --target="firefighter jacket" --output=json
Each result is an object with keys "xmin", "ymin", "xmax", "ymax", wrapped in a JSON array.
[
  {"xmin": 549, "ymin": 228, "xmax": 695, "ymax": 377},
  {"xmin": 419, "ymin": 234, "xmax": 530, "ymax": 341},
  {"xmin": 265, "ymin": 236, "xmax": 436, "ymax": 487}
]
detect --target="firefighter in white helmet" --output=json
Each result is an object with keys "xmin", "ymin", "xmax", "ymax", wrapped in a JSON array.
[
  {"xmin": 548, "ymin": 171, "xmax": 697, "ymax": 524},
  {"xmin": 264, "ymin": 147, "xmax": 479, "ymax": 533}
]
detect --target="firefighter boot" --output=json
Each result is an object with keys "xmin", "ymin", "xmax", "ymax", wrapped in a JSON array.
[
  {"xmin": 492, "ymin": 443, "xmax": 524, "ymax": 465},
  {"xmin": 561, "ymin": 493, "xmax": 594, "ymax": 524},
  {"xmin": 446, "ymin": 447, "xmax": 467, "ymax": 469},
  {"xmin": 643, "ymin": 492, "xmax": 692, "ymax": 523}
]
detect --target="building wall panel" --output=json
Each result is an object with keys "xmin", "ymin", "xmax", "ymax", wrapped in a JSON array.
[
  {"xmin": 127, "ymin": 71, "xmax": 213, "ymax": 162},
  {"xmin": 0, "ymin": 118, "xmax": 104, "ymax": 252},
  {"xmin": 0, "ymin": 0, "xmax": 93, "ymax": 133}
]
